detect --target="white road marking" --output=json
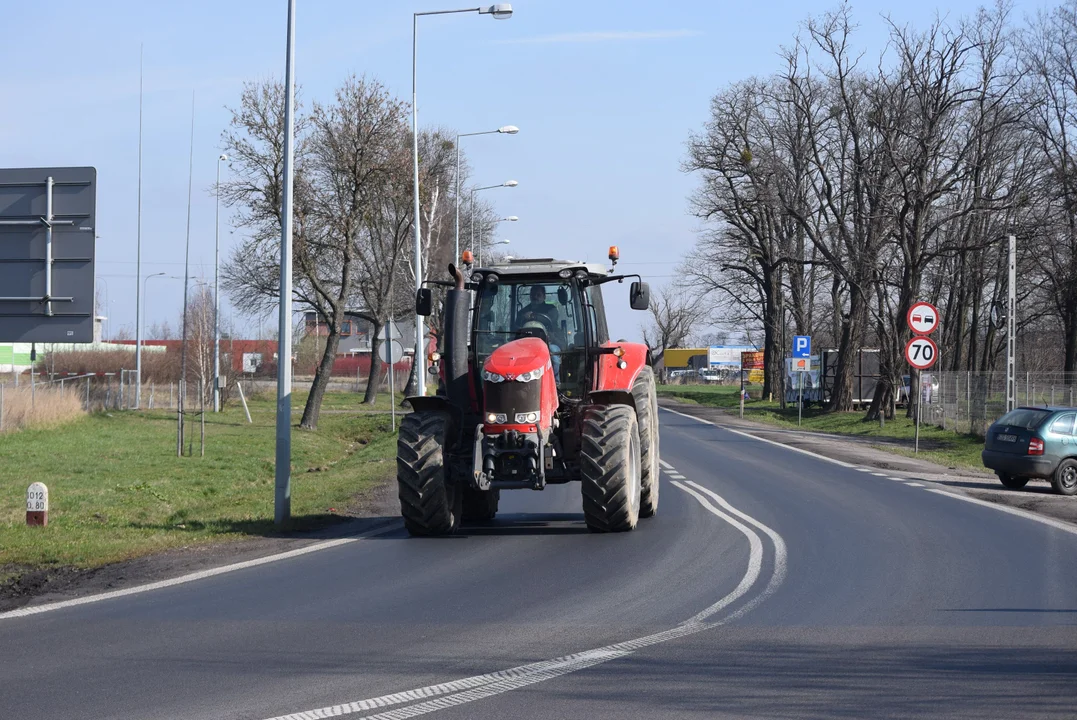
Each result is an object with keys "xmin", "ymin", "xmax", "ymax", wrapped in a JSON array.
[
  {"xmin": 659, "ymin": 459, "xmax": 675, "ymax": 470},
  {"xmin": 905, "ymin": 482, "xmax": 925, "ymax": 487},
  {"xmin": 889, "ymin": 477, "xmax": 907, "ymax": 482},
  {"xmin": 856, "ymin": 468, "xmax": 874, "ymax": 472},
  {"xmin": 261, "ymin": 471, "xmax": 786, "ymax": 720},
  {"xmin": 660, "ymin": 405, "xmax": 1077, "ymax": 538},
  {"xmin": 925, "ymin": 488, "xmax": 1077, "ymax": 537},
  {"xmin": 871, "ymin": 472, "xmax": 888, "ymax": 477},
  {"xmin": 0, "ymin": 523, "xmax": 402, "ymax": 621},
  {"xmin": 660, "ymin": 406, "xmax": 856, "ymax": 468}
]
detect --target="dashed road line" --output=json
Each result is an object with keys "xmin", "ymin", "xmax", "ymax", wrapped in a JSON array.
[{"xmin": 905, "ymin": 482, "xmax": 925, "ymax": 487}]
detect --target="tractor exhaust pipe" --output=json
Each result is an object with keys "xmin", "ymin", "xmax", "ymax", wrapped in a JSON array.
[{"xmin": 443, "ymin": 263, "xmax": 470, "ymax": 411}]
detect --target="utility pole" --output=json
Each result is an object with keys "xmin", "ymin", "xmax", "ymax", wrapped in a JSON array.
[
  {"xmin": 135, "ymin": 45, "xmax": 145, "ymax": 408},
  {"xmin": 178, "ymin": 92, "xmax": 195, "ymax": 457}
]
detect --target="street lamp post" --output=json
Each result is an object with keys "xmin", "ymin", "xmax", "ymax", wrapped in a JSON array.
[
  {"xmin": 413, "ymin": 3, "xmax": 513, "ymax": 398},
  {"xmin": 455, "ymin": 125, "xmax": 518, "ymax": 264},
  {"xmin": 470, "ymin": 181, "xmax": 517, "ymax": 265},
  {"xmin": 480, "ymin": 239, "xmax": 511, "ymax": 266},
  {"xmin": 214, "ymin": 153, "xmax": 228, "ymax": 412}
]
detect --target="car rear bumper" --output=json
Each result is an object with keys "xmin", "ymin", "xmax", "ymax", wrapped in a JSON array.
[{"xmin": 981, "ymin": 450, "xmax": 1056, "ymax": 478}]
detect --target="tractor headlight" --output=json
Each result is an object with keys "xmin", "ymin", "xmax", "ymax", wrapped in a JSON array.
[
  {"xmin": 515, "ymin": 412, "xmax": 539, "ymax": 423},
  {"xmin": 483, "ymin": 370, "xmax": 506, "ymax": 383},
  {"xmin": 516, "ymin": 365, "xmax": 544, "ymax": 382},
  {"xmin": 486, "ymin": 412, "xmax": 508, "ymax": 424}
]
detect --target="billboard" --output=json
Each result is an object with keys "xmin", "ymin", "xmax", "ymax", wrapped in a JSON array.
[
  {"xmin": 740, "ymin": 350, "xmax": 765, "ymax": 384},
  {"xmin": 708, "ymin": 345, "xmax": 757, "ymax": 367},
  {"xmin": 0, "ymin": 167, "xmax": 96, "ymax": 342}
]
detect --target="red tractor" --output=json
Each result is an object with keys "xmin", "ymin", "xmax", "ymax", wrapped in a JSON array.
[{"xmin": 399, "ymin": 248, "xmax": 658, "ymax": 535}]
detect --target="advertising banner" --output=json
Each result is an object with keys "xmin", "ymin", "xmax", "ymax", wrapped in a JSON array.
[{"xmin": 740, "ymin": 350, "xmax": 765, "ymax": 384}]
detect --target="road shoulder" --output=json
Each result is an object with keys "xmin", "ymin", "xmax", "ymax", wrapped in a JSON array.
[{"xmin": 659, "ymin": 397, "xmax": 1077, "ymax": 529}]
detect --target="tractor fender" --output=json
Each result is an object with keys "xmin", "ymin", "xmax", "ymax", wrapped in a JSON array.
[
  {"xmin": 593, "ymin": 341, "xmax": 650, "ymax": 393},
  {"xmin": 405, "ymin": 395, "xmax": 463, "ymax": 442},
  {"xmin": 587, "ymin": 389, "xmax": 636, "ymax": 409}
]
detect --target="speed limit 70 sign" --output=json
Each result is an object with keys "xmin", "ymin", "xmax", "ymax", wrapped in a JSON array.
[{"xmin": 905, "ymin": 336, "xmax": 938, "ymax": 370}]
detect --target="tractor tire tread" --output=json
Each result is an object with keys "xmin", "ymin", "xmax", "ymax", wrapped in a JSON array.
[
  {"xmin": 397, "ymin": 412, "xmax": 460, "ymax": 536},
  {"xmin": 580, "ymin": 404, "xmax": 641, "ymax": 532}
]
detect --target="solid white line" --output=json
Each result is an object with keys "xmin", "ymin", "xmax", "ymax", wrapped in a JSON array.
[
  {"xmin": 662, "ymin": 404, "xmax": 1077, "ymax": 539},
  {"xmin": 685, "ymin": 481, "xmax": 787, "ymax": 598},
  {"xmin": 0, "ymin": 523, "xmax": 402, "ymax": 621},
  {"xmin": 261, "ymin": 479, "xmax": 785, "ymax": 720},
  {"xmin": 906, "ymin": 482, "xmax": 925, "ymax": 487},
  {"xmin": 925, "ymin": 488, "xmax": 1077, "ymax": 537},
  {"xmin": 659, "ymin": 406, "xmax": 856, "ymax": 468}
]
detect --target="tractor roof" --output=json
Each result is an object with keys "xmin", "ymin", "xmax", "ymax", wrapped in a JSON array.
[{"xmin": 481, "ymin": 257, "xmax": 609, "ymax": 277}]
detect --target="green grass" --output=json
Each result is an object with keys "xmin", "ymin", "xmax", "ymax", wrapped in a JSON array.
[
  {"xmin": 0, "ymin": 392, "xmax": 400, "ymax": 572},
  {"xmin": 658, "ymin": 384, "xmax": 986, "ymax": 470}
]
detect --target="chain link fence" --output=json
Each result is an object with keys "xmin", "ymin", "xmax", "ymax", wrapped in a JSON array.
[{"xmin": 925, "ymin": 371, "xmax": 1077, "ymax": 436}]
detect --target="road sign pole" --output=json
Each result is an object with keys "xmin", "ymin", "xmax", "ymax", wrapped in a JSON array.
[
  {"xmin": 798, "ymin": 371, "xmax": 803, "ymax": 427},
  {"xmin": 915, "ymin": 369, "xmax": 921, "ymax": 454},
  {"xmin": 1006, "ymin": 234, "xmax": 1016, "ymax": 412}
]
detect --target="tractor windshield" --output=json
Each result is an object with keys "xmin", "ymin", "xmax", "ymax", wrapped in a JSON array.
[{"xmin": 474, "ymin": 278, "xmax": 589, "ymax": 397}]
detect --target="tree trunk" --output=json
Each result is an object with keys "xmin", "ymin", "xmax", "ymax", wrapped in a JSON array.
[
  {"xmin": 363, "ymin": 321, "xmax": 385, "ymax": 405},
  {"xmin": 827, "ymin": 284, "xmax": 866, "ymax": 413},
  {"xmin": 300, "ymin": 328, "xmax": 341, "ymax": 430},
  {"xmin": 761, "ymin": 278, "xmax": 784, "ymax": 402}
]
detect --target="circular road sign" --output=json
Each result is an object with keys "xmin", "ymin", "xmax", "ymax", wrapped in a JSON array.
[
  {"xmin": 905, "ymin": 336, "xmax": 939, "ymax": 370},
  {"xmin": 378, "ymin": 339, "xmax": 404, "ymax": 364},
  {"xmin": 907, "ymin": 301, "xmax": 940, "ymax": 335}
]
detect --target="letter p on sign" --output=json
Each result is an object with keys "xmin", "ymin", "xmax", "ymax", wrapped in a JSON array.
[
  {"xmin": 793, "ymin": 335, "xmax": 811, "ymax": 359},
  {"xmin": 26, "ymin": 482, "xmax": 48, "ymax": 526}
]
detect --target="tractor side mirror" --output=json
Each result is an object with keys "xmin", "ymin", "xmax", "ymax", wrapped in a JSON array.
[
  {"xmin": 415, "ymin": 288, "xmax": 433, "ymax": 316},
  {"xmin": 629, "ymin": 281, "xmax": 650, "ymax": 311}
]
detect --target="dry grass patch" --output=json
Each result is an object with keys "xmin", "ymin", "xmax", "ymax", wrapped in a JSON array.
[{"xmin": 0, "ymin": 386, "xmax": 84, "ymax": 433}]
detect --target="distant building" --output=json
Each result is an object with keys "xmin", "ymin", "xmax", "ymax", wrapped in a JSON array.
[{"xmin": 302, "ymin": 312, "xmax": 415, "ymax": 355}]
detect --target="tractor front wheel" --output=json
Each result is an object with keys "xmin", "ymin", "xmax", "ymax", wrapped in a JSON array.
[
  {"xmin": 580, "ymin": 405, "xmax": 642, "ymax": 532},
  {"xmin": 397, "ymin": 412, "xmax": 462, "ymax": 536}
]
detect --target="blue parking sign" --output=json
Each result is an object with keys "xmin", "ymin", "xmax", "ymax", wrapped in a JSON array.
[{"xmin": 793, "ymin": 335, "xmax": 811, "ymax": 359}]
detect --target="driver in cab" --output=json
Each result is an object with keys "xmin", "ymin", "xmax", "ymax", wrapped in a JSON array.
[{"xmin": 520, "ymin": 285, "xmax": 558, "ymax": 329}]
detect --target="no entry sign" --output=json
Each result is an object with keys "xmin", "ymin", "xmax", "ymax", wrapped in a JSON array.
[
  {"xmin": 907, "ymin": 301, "xmax": 939, "ymax": 335},
  {"xmin": 905, "ymin": 336, "xmax": 938, "ymax": 370}
]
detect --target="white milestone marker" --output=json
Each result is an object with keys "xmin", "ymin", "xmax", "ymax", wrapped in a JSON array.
[{"xmin": 26, "ymin": 482, "xmax": 48, "ymax": 527}]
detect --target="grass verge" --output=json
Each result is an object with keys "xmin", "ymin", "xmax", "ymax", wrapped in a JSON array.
[
  {"xmin": 658, "ymin": 384, "xmax": 985, "ymax": 470},
  {"xmin": 0, "ymin": 393, "xmax": 399, "ymax": 572}
]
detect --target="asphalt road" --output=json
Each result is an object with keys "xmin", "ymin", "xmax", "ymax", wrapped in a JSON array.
[{"xmin": 2, "ymin": 407, "xmax": 1077, "ymax": 719}]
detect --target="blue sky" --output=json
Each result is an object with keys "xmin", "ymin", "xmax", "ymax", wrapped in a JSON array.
[{"xmin": 1, "ymin": 0, "xmax": 1039, "ymax": 341}]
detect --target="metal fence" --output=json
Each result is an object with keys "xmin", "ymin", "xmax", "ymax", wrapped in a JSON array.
[{"xmin": 926, "ymin": 371, "xmax": 1077, "ymax": 436}]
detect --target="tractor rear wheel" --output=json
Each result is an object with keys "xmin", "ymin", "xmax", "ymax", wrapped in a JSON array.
[
  {"xmin": 580, "ymin": 404, "xmax": 642, "ymax": 532},
  {"xmin": 462, "ymin": 488, "xmax": 500, "ymax": 521},
  {"xmin": 397, "ymin": 412, "xmax": 462, "ymax": 536},
  {"xmin": 633, "ymin": 366, "xmax": 660, "ymax": 518}
]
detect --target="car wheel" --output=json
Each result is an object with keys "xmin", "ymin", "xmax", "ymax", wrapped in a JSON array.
[
  {"xmin": 997, "ymin": 473, "xmax": 1029, "ymax": 490},
  {"xmin": 1051, "ymin": 459, "xmax": 1077, "ymax": 496}
]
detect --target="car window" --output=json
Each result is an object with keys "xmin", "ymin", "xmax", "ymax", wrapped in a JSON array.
[
  {"xmin": 996, "ymin": 408, "xmax": 1052, "ymax": 430},
  {"xmin": 1050, "ymin": 413, "xmax": 1075, "ymax": 435}
]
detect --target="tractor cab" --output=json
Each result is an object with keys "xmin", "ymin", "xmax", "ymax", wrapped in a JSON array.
[{"xmin": 471, "ymin": 259, "xmax": 611, "ymax": 401}]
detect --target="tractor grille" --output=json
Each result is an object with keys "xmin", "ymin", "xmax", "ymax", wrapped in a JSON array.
[{"xmin": 484, "ymin": 380, "xmax": 540, "ymax": 420}]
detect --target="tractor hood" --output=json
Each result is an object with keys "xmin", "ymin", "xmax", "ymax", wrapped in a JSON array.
[{"xmin": 484, "ymin": 337, "xmax": 551, "ymax": 381}]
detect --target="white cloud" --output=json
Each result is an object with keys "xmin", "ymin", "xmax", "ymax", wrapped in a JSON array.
[{"xmin": 497, "ymin": 29, "xmax": 703, "ymax": 45}]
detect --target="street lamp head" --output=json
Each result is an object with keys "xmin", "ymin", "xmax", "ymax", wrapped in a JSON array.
[
  {"xmin": 504, "ymin": 180, "xmax": 518, "ymax": 187},
  {"xmin": 479, "ymin": 3, "xmax": 513, "ymax": 19},
  {"xmin": 501, "ymin": 216, "xmax": 519, "ymax": 221},
  {"xmin": 498, "ymin": 125, "xmax": 520, "ymax": 134},
  {"xmin": 219, "ymin": 153, "xmax": 228, "ymax": 161}
]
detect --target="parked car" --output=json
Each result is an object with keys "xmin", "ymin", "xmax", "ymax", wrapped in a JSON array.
[
  {"xmin": 982, "ymin": 406, "xmax": 1077, "ymax": 495},
  {"xmin": 698, "ymin": 368, "xmax": 721, "ymax": 383}
]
